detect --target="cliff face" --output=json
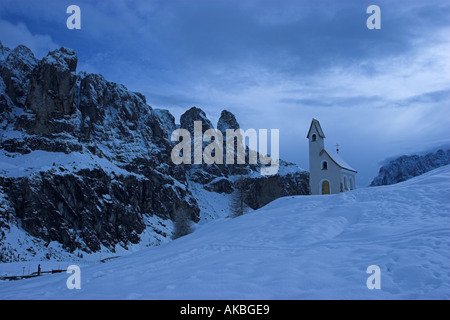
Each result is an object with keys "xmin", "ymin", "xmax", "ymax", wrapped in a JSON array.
[
  {"xmin": 370, "ymin": 149, "xmax": 450, "ymax": 186},
  {"xmin": 0, "ymin": 42, "xmax": 309, "ymax": 261}
]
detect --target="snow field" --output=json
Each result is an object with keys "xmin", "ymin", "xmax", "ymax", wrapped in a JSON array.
[{"xmin": 0, "ymin": 166, "xmax": 449, "ymax": 299}]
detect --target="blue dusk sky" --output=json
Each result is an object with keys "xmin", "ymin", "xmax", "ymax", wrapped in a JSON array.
[{"xmin": 1, "ymin": 0, "xmax": 449, "ymax": 185}]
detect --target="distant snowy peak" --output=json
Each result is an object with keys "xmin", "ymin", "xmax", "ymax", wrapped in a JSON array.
[{"xmin": 370, "ymin": 148, "xmax": 450, "ymax": 186}]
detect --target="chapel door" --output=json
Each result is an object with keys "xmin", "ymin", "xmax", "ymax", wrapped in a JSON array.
[{"xmin": 322, "ymin": 181, "xmax": 330, "ymax": 194}]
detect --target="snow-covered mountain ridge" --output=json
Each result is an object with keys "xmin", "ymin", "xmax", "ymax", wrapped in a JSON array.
[
  {"xmin": 1, "ymin": 165, "xmax": 448, "ymax": 299},
  {"xmin": 371, "ymin": 148, "xmax": 450, "ymax": 186},
  {"xmin": 0, "ymin": 41, "xmax": 309, "ymax": 261}
]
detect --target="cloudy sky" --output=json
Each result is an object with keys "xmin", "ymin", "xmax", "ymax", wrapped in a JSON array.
[{"xmin": 1, "ymin": 0, "xmax": 449, "ymax": 185}]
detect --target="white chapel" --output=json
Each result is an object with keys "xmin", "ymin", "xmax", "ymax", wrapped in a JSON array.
[{"xmin": 307, "ymin": 119, "xmax": 357, "ymax": 195}]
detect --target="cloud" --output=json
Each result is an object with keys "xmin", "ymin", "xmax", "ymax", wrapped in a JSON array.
[
  {"xmin": 0, "ymin": 0, "xmax": 449, "ymax": 186},
  {"xmin": 0, "ymin": 19, "xmax": 59, "ymax": 58}
]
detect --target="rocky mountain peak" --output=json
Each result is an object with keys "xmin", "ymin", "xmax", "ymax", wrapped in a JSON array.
[
  {"xmin": 41, "ymin": 47, "xmax": 77, "ymax": 73},
  {"xmin": 180, "ymin": 106, "xmax": 214, "ymax": 135},
  {"xmin": 0, "ymin": 44, "xmax": 37, "ymax": 106},
  {"xmin": 217, "ymin": 109, "xmax": 240, "ymax": 134},
  {"xmin": 25, "ymin": 47, "xmax": 78, "ymax": 128},
  {"xmin": 0, "ymin": 40, "xmax": 11, "ymax": 61},
  {"xmin": 5, "ymin": 45, "xmax": 37, "ymax": 69}
]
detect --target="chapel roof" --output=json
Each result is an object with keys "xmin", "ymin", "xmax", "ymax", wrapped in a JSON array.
[
  {"xmin": 306, "ymin": 118, "xmax": 325, "ymax": 139},
  {"xmin": 321, "ymin": 149, "xmax": 358, "ymax": 173}
]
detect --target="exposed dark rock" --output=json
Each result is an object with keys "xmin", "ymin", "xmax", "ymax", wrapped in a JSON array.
[
  {"xmin": 241, "ymin": 171, "xmax": 310, "ymax": 210},
  {"xmin": 217, "ymin": 109, "xmax": 240, "ymax": 134},
  {"xmin": 26, "ymin": 47, "xmax": 78, "ymax": 134},
  {"xmin": 204, "ymin": 177, "xmax": 234, "ymax": 194},
  {"xmin": 180, "ymin": 106, "xmax": 214, "ymax": 135}
]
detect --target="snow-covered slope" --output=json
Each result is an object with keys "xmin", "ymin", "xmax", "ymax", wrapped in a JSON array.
[{"xmin": 1, "ymin": 166, "xmax": 449, "ymax": 299}]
